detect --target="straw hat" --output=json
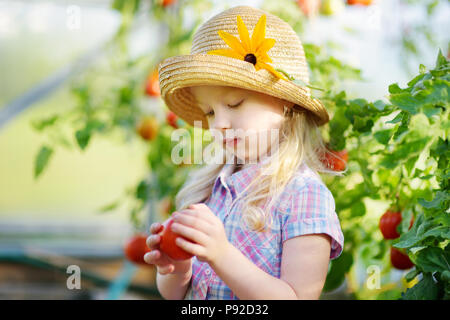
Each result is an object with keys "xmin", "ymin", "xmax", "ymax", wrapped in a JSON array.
[{"xmin": 158, "ymin": 5, "xmax": 329, "ymax": 129}]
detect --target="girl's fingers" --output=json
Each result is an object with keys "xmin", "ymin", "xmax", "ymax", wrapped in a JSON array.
[
  {"xmin": 185, "ymin": 204, "xmax": 217, "ymax": 225},
  {"xmin": 144, "ymin": 250, "xmax": 158, "ymax": 264},
  {"xmin": 146, "ymin": 234, "xmax": 160, "ymax": 249},
  {"xmin": 170, "ymin": 221, "xmax": 209, "ymax": 245},
  {"xmin": 144, "ymin": 250, "xmax": 167, "ymax": 266},
  {"xmin": 150, "ymin": 222, "xmax": 163, "ymax": 234},
  {"xmin": 173, "ymin": 211, "xmax": 212, "ymax": 235}
]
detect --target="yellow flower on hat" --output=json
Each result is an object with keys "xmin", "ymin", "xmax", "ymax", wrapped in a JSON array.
[{"xmin": 207, "ymin": 14, "xmax": 288, "ymax": 81}]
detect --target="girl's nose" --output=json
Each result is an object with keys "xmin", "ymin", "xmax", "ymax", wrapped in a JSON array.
[{"xmin": 210, "ymin": 111, "xmax": 232, "ymax": 130}]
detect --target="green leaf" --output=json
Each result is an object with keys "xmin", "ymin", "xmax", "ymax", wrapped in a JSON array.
[
  {"xmin": 419, "ymin": 64, "xmax": 427, "ymax": 74},
  {"xmin": 86, "ymin": 119, "xmax": 107, "ymax": 133},
  {"xmin": 350, "ymin": 201, "xmax": 366, "ymax": 217},
  {"xmin": 75, "ymin": 128, "xmax": 91, "ymax": 150},
  {"xmin": 441, "ymin": 270, "xmax": 450, "ymax": 282},
  {"xmin": 418, "ymin": 191, "xmax": 450, "ymax": 210},
  {"xmin": 31, "ymin": 114, "xmax": 59, "ymax": 131},
  {"xmin": 111, "ymin": 0, "xmax": 141, "ymax": 14},
  {"xmin": 379, "ymin": 138, "xmax": 428, "ymax": 169},
  {"xmin": 372, "ymin": 100, "xmax": 389, "ymax": 111},
  {"xmin": 329, "ymin": 107, "xmax": 350, "ymax": 150},
  {"xmin": 394, "ymin": 233, "xmax": 421, "ymax": 249},
  {"xmin": 135, "ymin": 180, "xmax": 150, "ymax": 202},
  {"xmin": 389, "ymin": 92, "xmax": 420, "ymax": 114},
  {"xmin": 373, "ymin": 129, "xmax": 393, "ymax": 145},
  {"xmin": 353, "ymin": 116, "xmax": 374, "ymax": 133},
  {"xmin": 394, "ymin": 214, "xmax": 425, "ymax": 249},
  {"xmin": 388, "ymin": 83, "xmax": 403, "ymax": 94},
  {"xmin": 392, "ymin": 112, "xmax": 411, "ymax": 141},
  {"xmin": 34, "ymin": 146, "xmax": 53, "ymax": 178},
  {"xmin": 386, "ymin": 111, "xmax": 405, "ymax": 124},
  {"xmin": 74, "ymin": 119, "xmax": 106, "ymax": 150},
  {"xmin": 422, "ymin": 226, "xmax": 450, "ymax": 241},
  {"xmin": 401, "ymin": 273, "xmax": 440, "ymax": 300},
  {"xmin": 323, "ymin": 251, "xmax": 353, "ymax": 292},
  {"xmin": 97, "ymin": 201, "xmax": 121, "ymax": 213},
  {"xmin": 405, "ymin": 269, "xmax": 420, "ymax": 282},
  {"xmin": 404, "ymin": 154, "xmax": 419, "ymax": 176},
  {"xmin": 435, "ymin": 49, "xmax": 448, "ymax": 70},
  {"xmin": 415, "ymin": 247, "xmax": 450, "ymax": 274}
]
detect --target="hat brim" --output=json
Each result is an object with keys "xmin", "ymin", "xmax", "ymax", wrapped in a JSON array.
[{"xmin": 158, "ymin": 53, "xmax": 329, "ymax": 129}]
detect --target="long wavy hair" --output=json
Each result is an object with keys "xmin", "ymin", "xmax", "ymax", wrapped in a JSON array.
[{"xmin": 175, "ymin": 101, "xmax": 348, "ymax": 232}]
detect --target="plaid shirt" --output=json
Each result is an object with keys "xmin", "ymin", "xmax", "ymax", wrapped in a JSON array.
[{"xmin": 184, "ymin": 156, "xmax": 344, "ymax": 300}]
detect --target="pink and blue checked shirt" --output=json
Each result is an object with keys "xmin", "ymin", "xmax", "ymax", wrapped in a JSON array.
[{"xmin": 184, "ymin": 156, "xmax": 344, "ymax": 300}]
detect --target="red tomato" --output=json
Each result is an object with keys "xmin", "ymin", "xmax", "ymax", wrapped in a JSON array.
[
  {"xmin": 124, "ymin": 233, "xmax": 151, "ymax": 265},
  {"xmin": 347, "ymin": 0, "xmax": 373, "ymax": 5},
  {"xmin": 379, "ymin": 211, "xmax": 402, "ymax": 239},
  {"xmin": 297, "ymin": 0, "xmax": 321, "ymax": 17},
  {"xmin": 162, "ymin": 0, "xmax": 176, "ymax": 7},
  {"xmin": 145, "ymin": 71, "xmax": 160, "ymax": 97},
  {"xmin": 390, "ymin": 247, "xmax": 414, "ymax": 270},
  {"xmin": 322, "ymin": 148, "xmax": 348, "ymax": 171},
  {"xmin": 158, "ymin": 218, "xmax": 194, "ymax": 261},
  {"xmin": 136, "ymin": 116, "xmax": 159, "ymax": 141},
  {"xmin": 379, "ymin": 210, "xmax": 414, "ymax": 240},
  {"xmin": 166, "ymin": 111, "xmax": 178, "ymax": 129}
]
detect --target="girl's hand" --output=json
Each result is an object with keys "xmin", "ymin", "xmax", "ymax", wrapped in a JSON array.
[
  {"xmin": 144, "ymin": 222, "xmax": 192, "ymax": 275},
  {"xmin": 170, "ymin": 203, "xmax": 231, "ymax": 265}
]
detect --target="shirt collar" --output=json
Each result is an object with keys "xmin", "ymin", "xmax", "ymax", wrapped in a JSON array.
[
  {"xmin": 216, "ymin": 152, "xmax": 321, "ymax": 198},
  {"xmin": 219, "ymin": 153, "xmax": 275, "ymax": 196}
]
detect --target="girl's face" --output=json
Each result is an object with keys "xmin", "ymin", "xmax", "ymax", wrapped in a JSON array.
[{"xmin": 189, "ymin": 85, "xmax": 294, "ymax": 163}]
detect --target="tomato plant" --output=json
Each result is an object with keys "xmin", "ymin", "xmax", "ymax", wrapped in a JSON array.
[{"xmin": 321, "ymin": 50, "xmax": 449, "ymax": 299}]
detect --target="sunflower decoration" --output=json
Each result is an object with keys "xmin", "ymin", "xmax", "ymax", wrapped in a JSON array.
[{"xmin": 207, "ymin": 14, "xmax": 288, "ymax": 81}]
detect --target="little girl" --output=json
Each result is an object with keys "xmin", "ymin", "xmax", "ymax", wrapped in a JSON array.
[{"xmin": 144, "ymin": 5, "xmax": 344, "ymax": 300}]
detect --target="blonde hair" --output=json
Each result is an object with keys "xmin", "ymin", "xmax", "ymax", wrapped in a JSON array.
[{"xmin": 175, "ymin": 101, "xmax": 348, "ymax": 232}]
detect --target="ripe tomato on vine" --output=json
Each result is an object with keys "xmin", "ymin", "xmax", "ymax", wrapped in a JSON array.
[
  {"xmin": 379, "ymin": 210, "xmax": 414, "ymax": 240},
  {"xmin": 390, "ymin": 247, "xmax": 414, "ymax": 270},
  {"xmin": 322, "ymin": 147, "xmax": 348, "ymax": 171},
  {"xmin": 136, "ymin": 116, "xmax": 159, "ymax": 141},
  {"xmin": 347, "ymin": 0, "xmax": 373, "ymax": 5},
  {"xmin": 145, "ymin": 70, "xmax": 160, "ymax": 97}
]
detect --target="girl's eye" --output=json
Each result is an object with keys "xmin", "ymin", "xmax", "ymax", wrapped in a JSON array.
[
  {"xmin": 204, "ymin": 100, "xmax": 244, "ymax": 117},
  {"xmin": 229, "ymin": 99, "xmax": 244, "ymax": 108}
]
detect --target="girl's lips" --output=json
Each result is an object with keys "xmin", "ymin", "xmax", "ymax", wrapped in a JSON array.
[{"xmin": 223, "ymin": 138, "xmax": 241, "ymax": 146}]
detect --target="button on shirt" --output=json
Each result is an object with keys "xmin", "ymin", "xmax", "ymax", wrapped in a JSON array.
[{"xmin": 184, "ymin": 156, "xmax": 344, "ymax": 300}]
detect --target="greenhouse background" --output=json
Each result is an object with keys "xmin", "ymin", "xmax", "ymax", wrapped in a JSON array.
[{"xmin": 0, "ymin": 0, "xmax": 448, "ymax": 300}]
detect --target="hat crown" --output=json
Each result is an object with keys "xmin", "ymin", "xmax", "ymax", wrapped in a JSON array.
[{"xmin": 190, "ymin": 6, "xmax": 310, "ymax": 84}]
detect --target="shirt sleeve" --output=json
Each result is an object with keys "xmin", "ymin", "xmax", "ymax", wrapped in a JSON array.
[{"xmin": 281, "ymin": 178, "xmax": 344, "ymax": 260}]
